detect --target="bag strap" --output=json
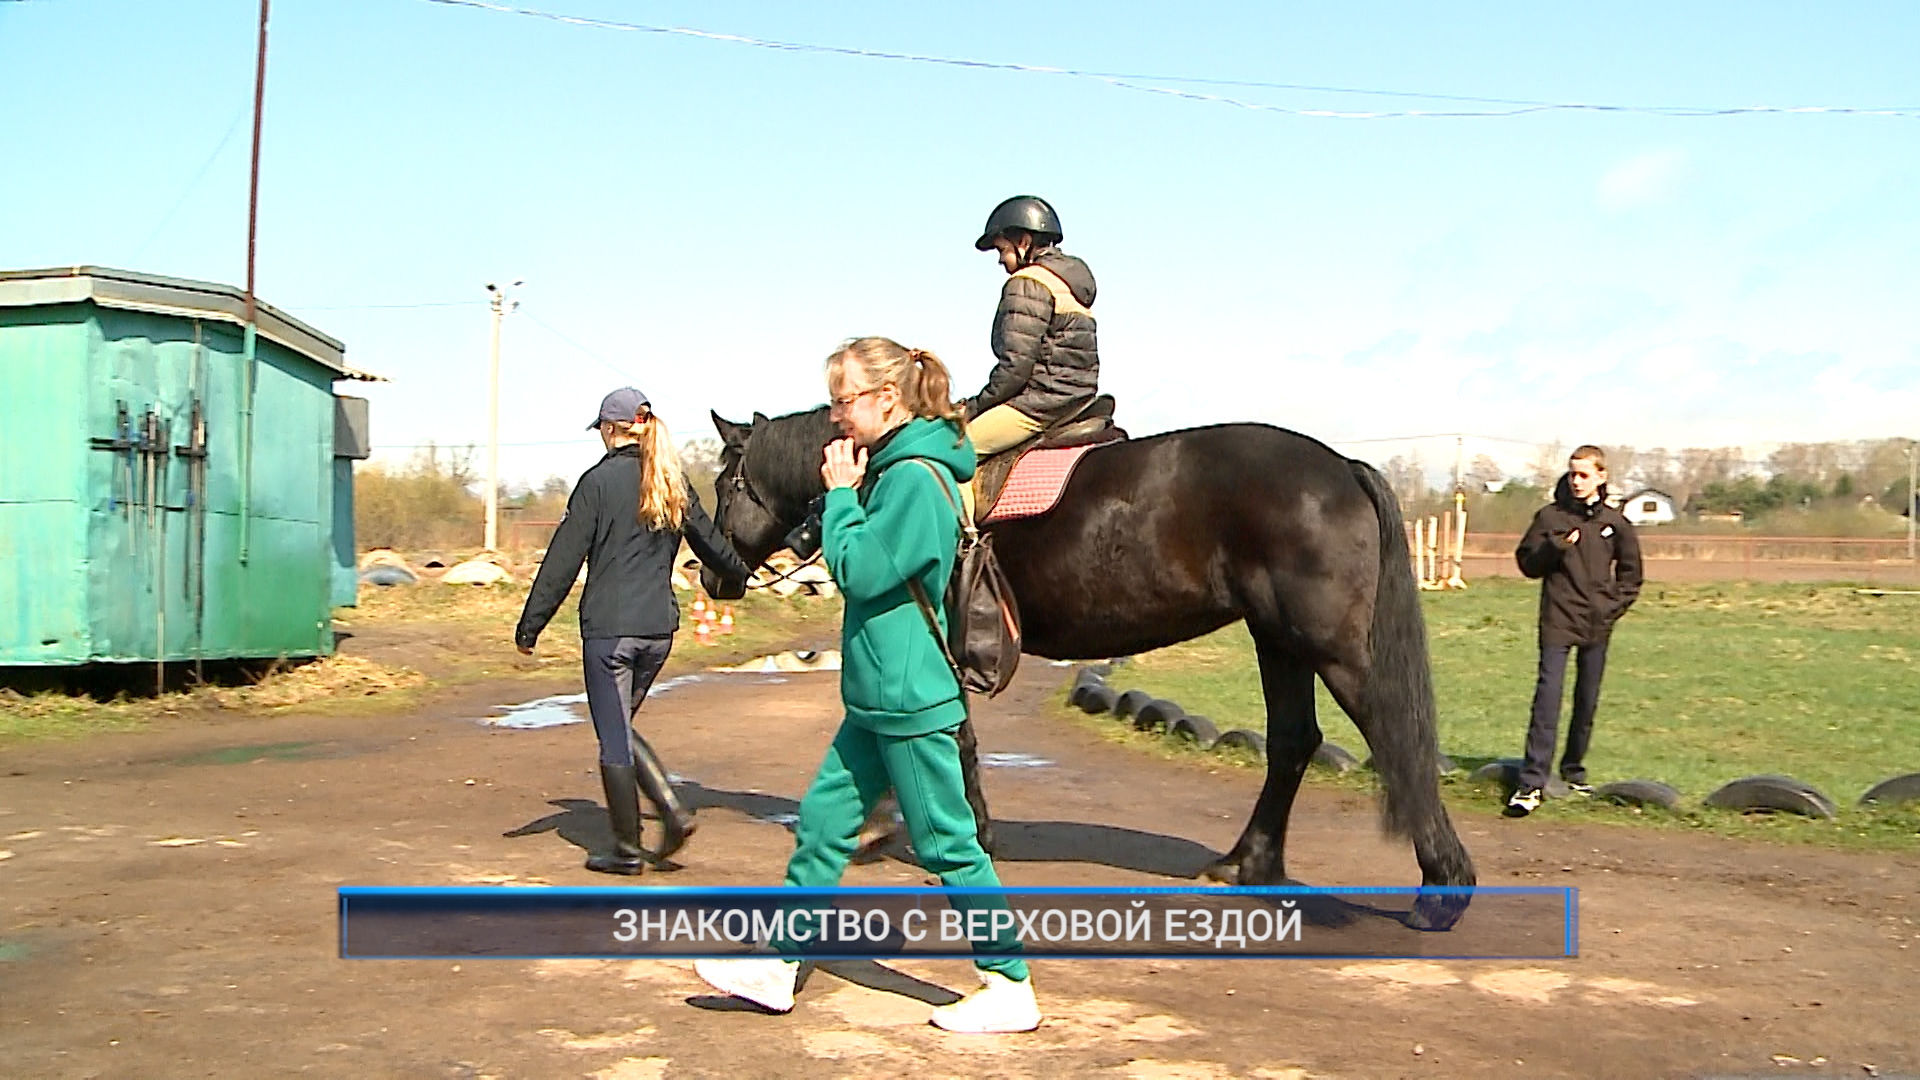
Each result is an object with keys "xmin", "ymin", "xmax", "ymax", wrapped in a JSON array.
[
  {"xmin": 901, "ymin": 458, "xmax": 970, "ymax": 703},
  {"xmin": 905, "ymin": 458, "xmax": 977, "ymax": 543}
]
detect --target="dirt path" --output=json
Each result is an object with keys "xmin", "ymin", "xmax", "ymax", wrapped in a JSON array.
[{"xmin": 3, "ymin": 649, "xmax": 1916, "ymax": 1079}]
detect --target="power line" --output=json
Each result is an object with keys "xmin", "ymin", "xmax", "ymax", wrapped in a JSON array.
[
  {"xmin": 419, "ymin": 0, "xmax": 1920, "ymax": 121},
  {"xmin": 130, "ymin": 103, "xmax": 251, "ymax": 264},
  {"xmin": 290, "ymin": 299, "xmax": 486, "ymax": 311},
  {"xmin": 518, "ymin": 307, "xmax": 637, "ymax": 382}
]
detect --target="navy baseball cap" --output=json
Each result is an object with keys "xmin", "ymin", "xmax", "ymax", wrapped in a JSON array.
[{"xmin": 588, "ymin": 387, "xmax": 650, "ymax": 430}]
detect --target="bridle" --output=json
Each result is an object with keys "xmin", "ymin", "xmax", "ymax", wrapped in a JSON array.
[{"xmin": 721, "ymin": 451, "xmax": 824, "ymax": 590}]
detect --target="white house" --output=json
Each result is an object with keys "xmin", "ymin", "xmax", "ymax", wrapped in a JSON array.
[{"xmin": 1621, "ymin": 489, "xmax": 1678, "ymax": 526}]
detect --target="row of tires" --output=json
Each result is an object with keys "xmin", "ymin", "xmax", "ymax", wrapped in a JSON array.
[{"xmin": 1065, "ymin": 667, "xmax": 1920, "ymax": 820}]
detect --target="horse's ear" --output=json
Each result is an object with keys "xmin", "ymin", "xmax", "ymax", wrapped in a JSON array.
[
  {"xmin": 752, "ymin": 411, "xmax": 770, "ymax": 428},
  {"xmin": 712, "ymin": 411, "xmax": 749, "ymax": 450}
]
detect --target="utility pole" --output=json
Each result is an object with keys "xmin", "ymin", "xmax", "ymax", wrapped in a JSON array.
[
  {"xmin": 1908, "ymin": 438, "xmax": 1916, "ymax": 562},
  {"xmin": 483, "ymin": 281, "xmax": 521, "ymax": 552},
  {"xmin": 238, "ymin": 0, "xmax": 270, "ymax": 566}
]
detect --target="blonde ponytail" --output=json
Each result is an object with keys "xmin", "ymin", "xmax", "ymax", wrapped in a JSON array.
[
  {"xmin": 825, "ymin": 337, "xmax": 963, "ymax": 424},
  {"xmin": 632, "ymin": 409, "xmax": 689, "ymax": 532}
]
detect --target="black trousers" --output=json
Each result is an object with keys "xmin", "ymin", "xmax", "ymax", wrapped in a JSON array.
[
  {"xmin": 1519, "ymin": 638, "xmax": 1609, "ymax": 790},
  {"xmin": 582, "ymin": 635, "xmax": 673, "ymax": 766}
]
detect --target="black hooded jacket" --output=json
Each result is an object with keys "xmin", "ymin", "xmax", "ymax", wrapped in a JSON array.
[
  {"xmin": 965, "ymin": 248, "xmax": 1100, "ymax": 425},
  {"xmin": 1515, "ymin": 475, "xmax": 1644, "ymax": 647},
  {"xmin": 515, "ymin": 446, "xmax": 750, "ymax": 648}
]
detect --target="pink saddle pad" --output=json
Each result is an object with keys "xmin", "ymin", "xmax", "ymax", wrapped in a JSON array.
[{"xmin": 982, "ymin": 444, "xmax": 1100, "ymax": 523}]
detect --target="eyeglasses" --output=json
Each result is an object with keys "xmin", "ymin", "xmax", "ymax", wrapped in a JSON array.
[{"xmin": 829, "ymin": 386, "xmax": 884, "ymax": 412}]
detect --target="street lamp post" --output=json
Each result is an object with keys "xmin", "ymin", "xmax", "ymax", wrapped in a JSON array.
[
  {"xmin": 483, "ymin": 280, "xmax": 521, "ymax": 552},
  {"xmin": 1908, "ymin": 438, "xmax": 1916, "ymax": 562}
]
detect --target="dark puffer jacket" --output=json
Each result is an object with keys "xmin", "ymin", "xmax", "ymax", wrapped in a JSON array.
[
  {"xmin": 1515, "ymin": 476, "xmax": 1644, "ymax": 647},
  {"xmin": 965, "ymin": 248, "xmax": 1099, "ymax": 425}
]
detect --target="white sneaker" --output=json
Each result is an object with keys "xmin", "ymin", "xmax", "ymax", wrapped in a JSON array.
[
  {"xmin": 929, "ymin": 969, "xmax": 1041, "ymax": 1034},
  {"xmin": 693, "ymin": 956, "xmax": 799, "ymax": 1013}
]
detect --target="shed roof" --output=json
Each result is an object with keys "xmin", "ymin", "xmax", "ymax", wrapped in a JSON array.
[{"xmin": 0, "ymin": 265, "xmax": 379, "ymax": 381}]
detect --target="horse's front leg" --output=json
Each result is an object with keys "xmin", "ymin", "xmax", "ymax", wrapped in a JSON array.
[{"xmin": 1201, "ymin": 637, "xmax": 1319, "ymax": 885}]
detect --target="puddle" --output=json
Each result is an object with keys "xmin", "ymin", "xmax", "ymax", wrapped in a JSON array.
[
  {"xmin": 479, "ymin": 674, "xmax": 789, "ymax": 730},
  {"xmin": 170, "ymin": 741, "xmax": 348, "ymax": 766},
  {"xmin": 980, "ymin": 752, "xmax": 1055, "ymax": 769},
  {"xmin": 481, "ymin": 693, "xmax": 589, "ymax": 730}
]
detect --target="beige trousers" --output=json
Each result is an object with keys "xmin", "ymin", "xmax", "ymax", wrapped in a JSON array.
[{"xmin": 960, "ymin": 405, "xmax": 1046, "ymax": 521}]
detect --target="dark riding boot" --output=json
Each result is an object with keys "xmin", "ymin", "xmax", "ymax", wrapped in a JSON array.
[
  {"xmin": 587, "ymin": 764, "xmax": 646, "ymax": 875},
  {"xmin": 631, "ymin": 730, "xmax": 697, "ymax": 864}
]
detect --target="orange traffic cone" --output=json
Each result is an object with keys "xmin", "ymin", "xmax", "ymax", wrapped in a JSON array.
[{"xmin": 718, "ymin": 606, "xmax": 735, "ymax": 636}]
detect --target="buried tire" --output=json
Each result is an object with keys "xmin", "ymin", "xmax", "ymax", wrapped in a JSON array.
[
  {"xmin": 1214, "ymin": 729, "xmax": 1266, "ymax": 761},
  {"xmin": 1310, "ymin": 742, "xmax": 1361, "ymax": 773},
  {"xmin": 1466, "ymin": 758, "xmax": 1568, "ymax": 799},
  {"xmin": 1592, "ymin": 779, "xmax": 1684, "ymax": 811},
  {"xmin": 1132, "ymin": 699, "xmax": 1184, "ymax": 732},
  {"xmin": 1070, "ymin": 683, "xmax": 1119, "ymax": 715},
  {"xmin": 1859, "ymin": 772, "xmax": 1920, "ymax": 809},
  {"xmin": 1167, "ymin": 714, "xmax": 1220, "ymax": 749},
  {"xmin": 1112, "ymin": 689, "xmax": 1155, "ymax": 720},
  {"xmin": 1703, "ymin": 774, "xmax": 1837, "ymax": 820}
]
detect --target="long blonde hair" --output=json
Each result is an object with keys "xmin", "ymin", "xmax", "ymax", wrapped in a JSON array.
[
  {"xmin": 610, "ymin": 406, "xmax": 689, "ymax": 532},
  {"xmin": 824, "ymin": 337, "xmax": 964, "ymax": 425}
]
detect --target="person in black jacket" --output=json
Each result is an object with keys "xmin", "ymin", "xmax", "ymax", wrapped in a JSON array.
[
  {"xmin": 1506, "ymin": 445, "xmax": 1643, "ymax": 818},
  {"xmin": 963, "ymin": 195, "xmax": 1100, "ymax": 461},
  {"xmin": 515, "ymin": 387, "xmax": 751, "ymax": 873}
]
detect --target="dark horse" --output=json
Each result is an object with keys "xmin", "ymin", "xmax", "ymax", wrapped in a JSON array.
[{"xmin": 702, "ymin": 408, "xmax": 1475, "ymax": 929}]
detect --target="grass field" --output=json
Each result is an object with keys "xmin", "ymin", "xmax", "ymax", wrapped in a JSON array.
[{"xmin": 1089, "ymin": 578, "xmax": 1920, "ymax": 849}]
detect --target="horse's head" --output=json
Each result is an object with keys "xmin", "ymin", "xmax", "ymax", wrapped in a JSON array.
[{"xmin": 702, "ymin": 409, "xmax": 826, "ymax": 597}]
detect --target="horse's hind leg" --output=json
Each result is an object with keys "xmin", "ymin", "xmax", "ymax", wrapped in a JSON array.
[
  {"xmin": 1318, "ymin": 659, "xmax": 1476, "ymax": 930},
  {"xmin": 954, "ymin": 715, "xmax": 996, "ymax": 854},
  {"xmin": 1201, "ymin": 634, "xmax": 1320, "ymax": 886}
]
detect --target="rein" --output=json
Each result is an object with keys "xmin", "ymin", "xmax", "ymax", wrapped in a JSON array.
[{"xmin": 723, "ymin": 460, "xmax": 824, "ymax": 591}]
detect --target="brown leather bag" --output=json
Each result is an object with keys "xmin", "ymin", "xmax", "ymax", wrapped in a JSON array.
[{"xmin": 903, "ymin": 460, "xmax": 1024, "ymax": 698}]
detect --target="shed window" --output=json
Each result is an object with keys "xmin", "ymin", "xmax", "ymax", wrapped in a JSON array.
[{"xmin": 1641, "ymin": 500, "xmax": 1658, "ymax": 513}]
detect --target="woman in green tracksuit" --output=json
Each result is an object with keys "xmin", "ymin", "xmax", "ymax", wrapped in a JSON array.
[{"xmin": 695, "ymin": 336, "xmax": 1039, "ymax": 1035}]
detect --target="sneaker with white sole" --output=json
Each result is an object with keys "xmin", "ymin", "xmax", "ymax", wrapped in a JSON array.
[
  {"xmin": 693, "ymin": 956, "xmax": 799, "ymax": 1013},
  {"xmin": 1504, "ymin": 787, "xmax": 1543, "ymax": 818},
  {"xmin": 929, "ymin": 969, "xmax": 1041, "ymax": 1034}
]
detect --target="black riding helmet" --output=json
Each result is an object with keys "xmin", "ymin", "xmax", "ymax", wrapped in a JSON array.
[{"xmin": 975, "ymin": 195, "xmax": 1063, "ymax": 251}]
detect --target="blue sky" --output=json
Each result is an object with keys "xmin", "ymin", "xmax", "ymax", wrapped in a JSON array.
[{"xmin": 4, "ymin": 1, "xmax": 1916, "ymax": 485}]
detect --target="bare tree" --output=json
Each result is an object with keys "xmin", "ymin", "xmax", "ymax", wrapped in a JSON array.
[
  {"xmin": 1465, "ymin": 453, "xmax": 1505, "ymax": 492},
  {"xmin": 1604, "ymin": 445, "xmax": 1637, "ymax": 490},
  {"xmin": 1636, "ymin": 447, "xmax": 1676, "ymax": 492},
  {"xmin": 1528, "ymin": 441, "xmax": 1566, "ymax": 488}
]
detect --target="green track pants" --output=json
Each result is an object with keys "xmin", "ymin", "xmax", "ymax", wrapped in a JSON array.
[{"xmin": 776, "ymin": 721, "xmax": 1028, "ymax": 981}]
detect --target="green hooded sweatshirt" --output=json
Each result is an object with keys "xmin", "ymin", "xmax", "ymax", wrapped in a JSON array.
[{"xmin": 821, "ymin": 416, "xmax": 976, "ymax": 737}]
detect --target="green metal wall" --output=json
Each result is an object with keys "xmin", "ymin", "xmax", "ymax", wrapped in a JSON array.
[
  {"xmin": 0, "ymin": 307, "xmax": 90, "ymax": 664},
  {"xmin": 1, "ymin": 300, "xmax": 346, "ymax": 665}
]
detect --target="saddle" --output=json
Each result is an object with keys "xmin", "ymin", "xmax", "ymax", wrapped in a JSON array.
[{"xmin": 972, "ymin": 395, "xmax": 1127, "ymax": 524}]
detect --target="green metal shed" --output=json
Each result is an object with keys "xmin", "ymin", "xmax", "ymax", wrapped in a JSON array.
[{"xmin": 0, "ymin": 266, "xmax": 375, "ymax": 668}]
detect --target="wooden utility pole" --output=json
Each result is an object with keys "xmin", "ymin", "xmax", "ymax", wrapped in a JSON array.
[
  {"xmin": 239, "ymin": 0, "xmax": 270, "ymax": 564},
  {"xmin": 1908, "ymin": 439, "xmax": 1916, "ymax": 562},
  {"xmin": 483, "ymin": 281, "xmax": 520, "ymax": 552}
]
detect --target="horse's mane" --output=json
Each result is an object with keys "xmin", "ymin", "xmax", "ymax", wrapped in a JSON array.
[{"xmin": 748, "ymin": 405, "xmax": 837, "ymax": 511}]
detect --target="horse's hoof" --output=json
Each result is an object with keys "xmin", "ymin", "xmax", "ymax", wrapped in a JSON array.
[
  {"xmin": 1405, "ymin": 889, "xmax": 1471, "ymax": 932},
  {"xmin": 851, "ymin": 825, "xmax": 902, "ymax": 865},
  {"xmin": 976, "ymin": 827, "xmax": 997, "ymax": 856},
  {"xmin": 1198, "ymin": 859, "xmax": 1242, "ymax": 885}
]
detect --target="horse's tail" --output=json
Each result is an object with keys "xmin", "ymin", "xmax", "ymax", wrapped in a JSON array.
[{"xmin": 1347, "ymin": 462, "xmax": 1457, "ymax": 846}]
